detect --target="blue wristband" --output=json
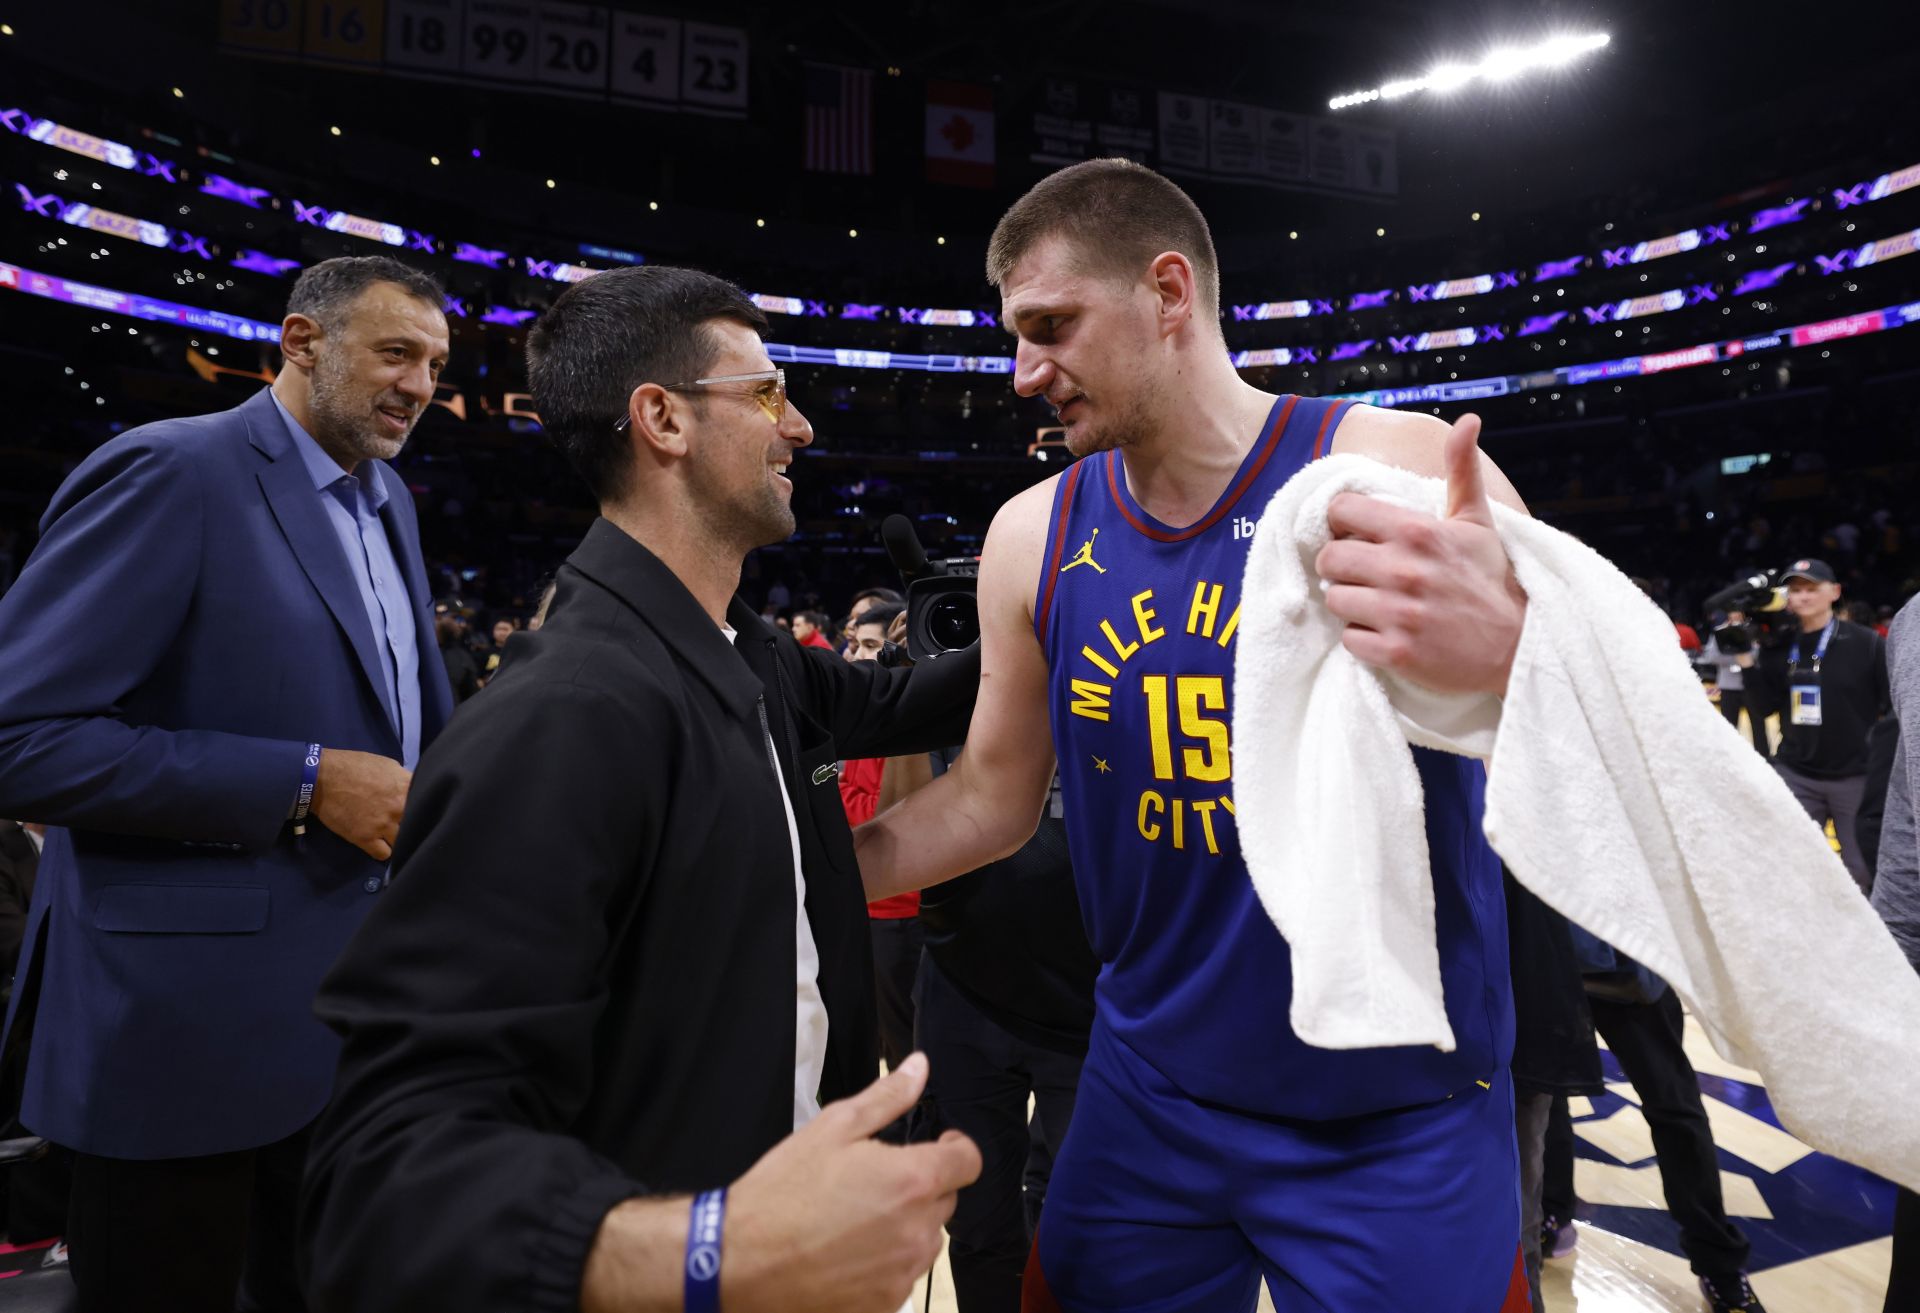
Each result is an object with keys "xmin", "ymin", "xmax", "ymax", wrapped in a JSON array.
[
  {"xmin": 292, "ymin": 743, "xmax": 322, "ymax": 829},
  {"xmin": 684, "ymin": 1188, "xmax": 726, "ymax": 1313}
]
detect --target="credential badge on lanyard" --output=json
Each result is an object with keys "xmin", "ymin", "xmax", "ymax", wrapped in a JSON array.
[{"xmin": 1788, "ymin": 619, "xmax": 1834, "ymax": 728}]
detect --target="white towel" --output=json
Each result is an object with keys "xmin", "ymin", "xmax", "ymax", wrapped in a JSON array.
[{"xmin": 1233, "ymin": 452, "xmax": 1920, "ymax": 1193}]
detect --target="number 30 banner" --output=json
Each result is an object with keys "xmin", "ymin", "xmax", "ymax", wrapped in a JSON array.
[{"xmin": 219, "ymin": 0, "xmax": 748, "ymax": 117}]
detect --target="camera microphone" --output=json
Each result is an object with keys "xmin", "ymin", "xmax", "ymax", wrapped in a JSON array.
[
  {"xmin": 1703, "ymin": 573, "xmax": 1771, "ymax": 613},
  {"xmin": 881, "ymin": 515, "xmax": 979, "ymax": 661},
  {"xmin": 881, "ymin": 514, "xmax": 942, "ymax": 586}
]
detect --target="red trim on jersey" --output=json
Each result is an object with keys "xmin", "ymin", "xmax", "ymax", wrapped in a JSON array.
[
  {"xmin": 1499, "ymin": 1242, "xmax": 1533, "ymax": 1311},
  {"xmin": 1033, "ymin": 461, "xmax": 1086, "ymax": 639},
  {"xmin": 1311, "ymin": 399, "xmax": 1346, "ymax": 460},
  {"xmin": 1021, "ymin": 1234, "xmax": 1065, "ymax": 1313},
  {"xmin": 1105, "ymin": 394, "xmax": 1300, "ymax": 543}
]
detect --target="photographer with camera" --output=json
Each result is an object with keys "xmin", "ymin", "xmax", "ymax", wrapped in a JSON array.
[
  {"xmin": 1737, "ymin": 558, "xmax": 1890, "ymax": 893},
  {"xmin": 1699, "ymin": 611, "xmax": 1764, "ymax": 754}
]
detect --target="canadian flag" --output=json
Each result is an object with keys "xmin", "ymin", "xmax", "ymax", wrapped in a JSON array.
[{"xmin": 926, "ymin": 80, "xmax": 993, "ymax": 188}]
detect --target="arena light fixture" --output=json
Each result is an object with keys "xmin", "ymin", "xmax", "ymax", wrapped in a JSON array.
[{"xmin": 1328, "ymin": 32, "xmax": 1609, "ymax": 110}]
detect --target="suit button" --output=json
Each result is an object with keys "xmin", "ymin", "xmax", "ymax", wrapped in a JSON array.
[{"xmin": 363, "ymin": 877, "xmax": 382, "ymax": 894}]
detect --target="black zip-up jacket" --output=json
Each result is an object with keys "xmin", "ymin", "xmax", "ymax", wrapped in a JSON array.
[
  {"xmin": 300, "ymin": 518, "xmax": 979, "ymax": 1312},
  {"xmin": 1746, "ymin": 617, "xmax": 1889, "ymax": 778}
]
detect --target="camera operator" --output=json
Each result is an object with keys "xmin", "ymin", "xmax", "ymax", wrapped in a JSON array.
[
  {"xmin": 840, "ymin": 602, "xmax": 933, "ymax": 1144},
  {"xmin": 1738, "ymin": 559, "xmax": 1890, "ymax": 893},
  {"xmin": 875, "ymin": 531, "xmax": 1096, "ymax": 1313},
  {"xmin": 1699, "ymin": 611, "xmax": 1764, "ymax": 754}
]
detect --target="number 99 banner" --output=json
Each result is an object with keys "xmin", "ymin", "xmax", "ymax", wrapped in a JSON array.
[{"xmin": 223, "ymin": 0, "xmax": 747, "ymax": 117}]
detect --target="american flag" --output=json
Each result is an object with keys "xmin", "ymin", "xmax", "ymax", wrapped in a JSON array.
[{"xmin": 804, "ymin": 63, "xmax": 873, "ymax": 175}]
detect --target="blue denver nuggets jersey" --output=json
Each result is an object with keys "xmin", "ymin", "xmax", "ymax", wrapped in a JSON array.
[{"xmin": 1036, "ymin": 394, "xmax": 1513, "ymax": 1120}]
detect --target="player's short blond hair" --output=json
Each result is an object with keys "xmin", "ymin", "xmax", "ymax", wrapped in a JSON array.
[{"xmin": 986, "ymin": 158, "xmax": 1220, "ymax": 322}]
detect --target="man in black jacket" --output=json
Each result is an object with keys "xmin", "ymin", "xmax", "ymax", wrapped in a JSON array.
[
  {"xmin": 1739, "ymin": 558, "xmax": 1890, "ymax": 892},
  {"xmin": 301, "ymin": 266, "xmax": 983, "ymax": 1313}
]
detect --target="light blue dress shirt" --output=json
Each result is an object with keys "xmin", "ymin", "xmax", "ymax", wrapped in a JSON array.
[{"xmin": 272, "ymin": 393, "xmax": 422, "ymax": 770}]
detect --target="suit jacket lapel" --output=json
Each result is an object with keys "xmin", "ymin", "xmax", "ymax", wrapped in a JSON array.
[{"xmin": 248, "ymin": 399, "xmax": 399, "ymax": 746}]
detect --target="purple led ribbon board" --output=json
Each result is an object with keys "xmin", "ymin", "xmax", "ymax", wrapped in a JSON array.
[{"xmin": 0, "ymin": 260, "xmax": 280, "ymax": 341}]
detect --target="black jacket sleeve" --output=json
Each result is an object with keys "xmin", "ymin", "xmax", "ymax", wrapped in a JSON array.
[
  {"xmin": 1744, "ymin": 645, "xmax": 1786, "ymax": 722},
  {"xmin": 796, "ymin": 640, "xmax": 981, "ymax": 760},
  {"xmin": 300, "ymin": 680, "xmax": 665, "ymax": 1313}
]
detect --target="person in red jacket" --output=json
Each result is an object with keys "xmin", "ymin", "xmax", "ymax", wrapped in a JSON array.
[
  {"xmin": 793, "ymin": 609, "xmax": 836, "ymax": 650},
  {"xmin": 838, "ymin": 603, "xmax": 927, "ymax": 1144}
]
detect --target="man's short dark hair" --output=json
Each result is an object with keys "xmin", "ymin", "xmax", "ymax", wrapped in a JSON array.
[
  {"xmin": 525, "ymin": 266, "xmax": 770, "ymax": 505},
  {"xmin": 851, "ymin": 586, "xmax": 903, "ymax": 611},
  {"xmin": 287, "ymin": 256, "xmax": 444, "ymax": 335},
  {"xmin": 855, "ymin": 602, "xmax": 904, "ymax": 632},
  {"xmin": 986, "ymin": 157, "xmax": 1220, "ymax": 322}
]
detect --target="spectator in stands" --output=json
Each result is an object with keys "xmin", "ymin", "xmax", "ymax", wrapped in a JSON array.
[
  {"xmin": 0, "ymin": 254, "xmax": 454, "ymax": 1312},
  {"xmin": 1739, "ymin": 559, "xmax": 1890, "ymax": 893},
  {"xmin": 301, "ymin": 265, "xmax": 982, "ymax": 1313},
  {"xmin": 793, "ymin": 608, "xmax": 835, "ymax": 650},
  {"xmin": 840, "ymin": 602, "xmax": 926, "ymax": 1143},
  {"xmin": 1872, "ymin": 592, "xmax": 1920, "ymax": 1312},
  {"xmin": 435, "ymin": 598, "xmax": 482, "ymax": 702},
  {"xmin": 482, "ymin": 614, "xmax": 518, "ymax": 683},
  {"xmin": 847, "ymin": 586, "xmax": 903, "ymax": 630}
]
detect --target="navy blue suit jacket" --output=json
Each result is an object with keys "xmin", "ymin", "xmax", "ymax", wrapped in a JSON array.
[{"xmin": 0, "ymin": 387, "xmax": 454, "ymax": 1158}]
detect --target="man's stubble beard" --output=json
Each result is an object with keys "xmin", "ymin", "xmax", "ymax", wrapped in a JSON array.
[
  {"xmin": 309, "ymin": 345, "xmax": 408, "ymax": 465},
  {"xmin": 687, "ymin": 447, "xmax": 795, "ymax": 556},
  {"xmin": 1063, "ymin": 378, "xmax": 1160, "ymax": 459}
]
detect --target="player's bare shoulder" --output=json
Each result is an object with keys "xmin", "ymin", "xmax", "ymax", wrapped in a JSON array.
[
  {"xmin": 1326, "ymin": 403, "xmax": 1528, "ymax": 513},
  {"xmin": 1326, "ymin": 403, "xmax": 1452, "ymax": 473},
  {"xmin": 979, "ymin": 471, "xmax": 1066, "ymax": 624}
]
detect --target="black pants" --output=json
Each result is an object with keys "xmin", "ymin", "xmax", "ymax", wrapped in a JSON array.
[
  {"xmin": 68, "ymin": 1124, "xmax": 310, "ymax": 1313},
  {"xmin": 1888, "ymin": 1186, "xmax": 1920, "ymax": 1313},
  {"xmin": 872, "ymin": 915, "xmax": 924, "ymax": 1073},
  {"xmin": 912, "ymin": 955, "xmax": 1084, "ymax": 1313},
  {"xmin": 1543, "ymin": 991, "xmax": 1749, "ymax": 1279},
  {"xmin": 872, "ymin": 915, "xmax": 924, "ymax": 1144}
]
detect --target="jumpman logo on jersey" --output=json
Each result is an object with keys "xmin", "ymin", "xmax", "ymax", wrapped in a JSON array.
[{"xmin": 1061, "ymin": 527, "xmax": 1107, "ymax": 574}]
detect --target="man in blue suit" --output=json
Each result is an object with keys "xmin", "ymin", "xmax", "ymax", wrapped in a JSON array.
[{"xmin": 0, "ymin": 254, "xmax": 455, "ymax": 1312}]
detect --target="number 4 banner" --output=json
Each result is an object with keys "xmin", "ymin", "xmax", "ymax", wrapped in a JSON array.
[{"xmin": 610, "ymin": 13, "xmax": 679, "ymax": 106}]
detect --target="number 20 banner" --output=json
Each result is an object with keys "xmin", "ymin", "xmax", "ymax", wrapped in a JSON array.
[{"xmin": 220, "ymin": 0, "xmax": 748, "ymax": 117}]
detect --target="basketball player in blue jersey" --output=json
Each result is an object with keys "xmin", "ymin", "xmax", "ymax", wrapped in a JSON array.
[{"xmin": 857, "ymin": 158, "xmax": 1535, "ymax": 1312}]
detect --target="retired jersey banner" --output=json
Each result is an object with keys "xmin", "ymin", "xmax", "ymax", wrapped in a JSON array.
[
  {"xmin": 926, "ymin": 80, "xmax": 993, "ymax": 188},
  {"xmin": 1026, "ymin": 77, "xmax": 1154, "ymax": 170},
  {"xmin": 1156, "ymin": 93, "xmax": 1395, "ymax": 199}
]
